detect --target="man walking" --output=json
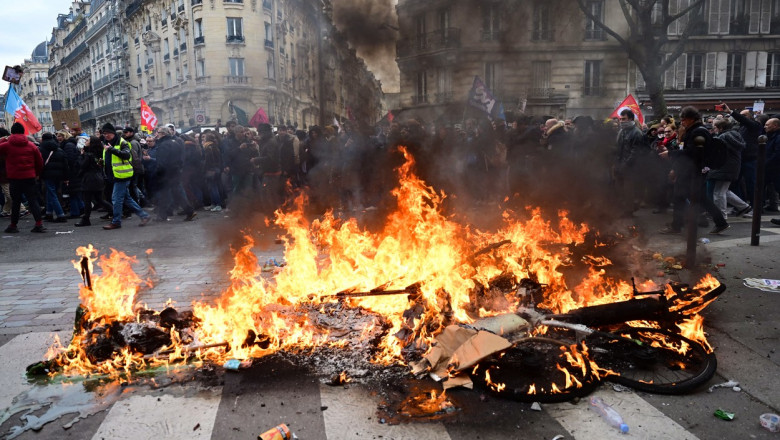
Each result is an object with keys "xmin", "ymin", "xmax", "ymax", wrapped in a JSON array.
[
  {"xmin": 0, "ymin": 122, "xmax": 46, "ymax": 232},
  {"xmin": 101, "ymin": 123, "xmax": 150, "ymax": 229}
]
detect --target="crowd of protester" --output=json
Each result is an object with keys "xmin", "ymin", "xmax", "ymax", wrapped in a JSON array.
[{"xmin": 2, "ymin": 102, "xmax": 779, "ymax": 235}]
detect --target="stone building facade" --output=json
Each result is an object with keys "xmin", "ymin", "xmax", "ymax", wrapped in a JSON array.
[
  {"xmin": 47, "ymin": 0, "xmax": 383, "ymax": 133},
  {"xmin": 15, "ymin": 43, "xmax": 56, "ymax": 134},
  {"xmin": 395, "ymin": 0, "xmax": 780, "ymax": 123}
]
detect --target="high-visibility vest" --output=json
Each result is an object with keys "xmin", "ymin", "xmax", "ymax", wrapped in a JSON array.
[{"xmin": 104, "ymin": 138, "xmax": 134, "ymax": 180}]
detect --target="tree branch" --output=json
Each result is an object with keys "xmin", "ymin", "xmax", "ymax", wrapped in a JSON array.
[{"xmin": 665, "ymin": 0, "xmax": 705, "ymax": 26}]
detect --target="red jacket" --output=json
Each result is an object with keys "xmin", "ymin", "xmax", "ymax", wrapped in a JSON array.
[{"xmin": 0, "ymin": 134, "xmax": 43, "ymax": 179}]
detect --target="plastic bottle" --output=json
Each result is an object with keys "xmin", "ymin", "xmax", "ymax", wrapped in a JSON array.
[{"xmin": 589, "ymin": 396, "xmax": 629, "ymax": 434}]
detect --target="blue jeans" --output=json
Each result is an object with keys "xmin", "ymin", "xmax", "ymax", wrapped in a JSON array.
[
  {"xmin": 69, "ymin": 192, "xmax": 85, "ymax": 216},
  {"xmin": 111, "ymin": 180, "xmax": 149, "ymax": 225},
  {"xmin": 44, "ymin": 180, "xmax": 65, "ymax": 217}
]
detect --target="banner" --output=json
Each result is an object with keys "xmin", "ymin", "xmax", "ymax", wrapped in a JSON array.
[
  {"xmin": 249, "ymin": 107, "xmax": 269, "ymax": 128},
  {"xmin": 467, "ymin": 76, "xmax": 505, "ymax": 120},
  {"xmin": 140, "ymin": 99, "xmax": 157, "ymax": 134},
  {"xmin": 610, "ymin": 94, "xmax": 644, "ymax": 126},
  {"xmin": 229, "ymin": 101, "xmax": 249, "ymax": 126},
  {"xmin": 52, "ymin": 109, "xmax": 80, "ymax": 129},
  {"xmin": 4, "ymin": 85, "xmax": 41, "ymax": 135}
]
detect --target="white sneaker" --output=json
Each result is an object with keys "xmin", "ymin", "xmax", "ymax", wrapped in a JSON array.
[
  {"xmin": 742, "ymin": 209, "xmax": 753, "ymax": 218},
  {"xmin": 210, "ymin": 205, "xmax": 222, "ymax": 212},
  {"xmin": 203, "ymin": 205, "xmax": 214, "ymax": 211}
]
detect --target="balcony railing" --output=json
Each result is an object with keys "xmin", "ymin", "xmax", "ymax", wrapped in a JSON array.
[
  {"xmin": 262, "ymin": 0, "xmax": 272, "ymax": 10},
  {"xmin": 584, "ymin": 28, "xmax": 605, "ymax": 40},
  {"xmin": 63, "ymin": 19, "xmax": 86, "ymax": 45},
  {"xmin": 93, "ymin": 72, "xmax": 121, "ymax": 90},
  {"xmin": 34, "ymin": 77, "xmax": 48, "ymax": 83},
  {"xmin": 192, "ymin": 0, "xmax": 203, "ymax": 5},
  {"xmin": 61, "ymin": 42, "xmax": 87, "ymax": 65},
  {"xmin": 126, "ymin": 0, "xmax": 143, "ymax": 18},
  {"xmin": 194, "ymin": 36, "xmax": 205, "ymax": 45},
  {"xmin": 264, "ymin": 39, "xmax": 274, "ymax": 49},
  {"xmin": 224, "ymin": 0, "xmax": 243, "ymax": 3},
  {"xmin": 180, "ymin": 43, "xmax": 187, "ymax": 52},
  {"xmin": 178, "ymin": 4, "xmax": 185, "ymax": 12},
  {"xmin": 528, "ymin": 87, "xmax": 554, "ymax": 98},
  {"xmin": 532, "ymin": 28, "xmax": 553, "ymax": 41},
  {"xmin": 582, "ymin": 86, "xmax": 603, "ymax": 96},
  {"xmin": 411, "ymin": 94, "xmax": 428, "ymax": 105},
  {"xmin": 227, "ymin": 35, "xmax": 245, "ymax": 43},
  {"xmin": 95, "ymin": 101, "xmax": 123, "ymax": 117},
  {"xmin": 164, "ymin": 53, "xmax": 170, "ymax": 61},
  {"xmin": 196, "ymin": 76, "xmax": 209, "ymax": 86},
  {"xmin": 224, "ymin": 75, "xmax": 251, "ymax": 85},
  {"xmin": 162, "ymin": 18, "xmax": 167, "ymax": 27},
  {"xmin": 397, "ymin": 28, "xmax": 461, "ymax": 57},
  {"xmin": 434, "ymin": 91, "xmax": 453, "ymax": 103},
  {"xmin": 84, "ymin": 13, "xmax": 113, "ymax": 40},
  {"xmin": 481, "ymin": 30, "xmax": 501, "ymax": 41},
  {"xmin": 173, "ymin": 48, "xmax": 179, "ymax": 56}
]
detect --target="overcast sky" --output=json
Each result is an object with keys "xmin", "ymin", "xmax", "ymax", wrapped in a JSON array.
[{"xmin": 0, "ymin": 0, "xmax": 72, "ymax": 77}]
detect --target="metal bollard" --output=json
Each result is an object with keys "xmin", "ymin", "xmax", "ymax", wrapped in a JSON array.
[{"xmin": 751, "ymin": 135, "xmax": 768, "ymax": 246}]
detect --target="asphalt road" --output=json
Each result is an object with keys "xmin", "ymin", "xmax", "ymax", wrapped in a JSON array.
[{"xmin": 1, "ymin": 206, "xmax": 778, "ymax": 439}]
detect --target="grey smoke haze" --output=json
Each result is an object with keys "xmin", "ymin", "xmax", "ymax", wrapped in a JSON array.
[{"xmin": 332, "ymin": 0, "xmax": 400, "ymax": 93}]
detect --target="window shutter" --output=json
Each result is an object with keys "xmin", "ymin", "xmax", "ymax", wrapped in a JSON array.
[
  {"xmin": 665, "ymin": 54, "xmax": 675, "ymax": 88},
  {"xmin": 715, "ymin": 52, "xmax": 728, "ymax": 87},
  {"xmin": 709, "ymin": 0, "xmax": 720, "ymax": 33},
  {"xmin": 760, "ymin": 0, "xmax": 771, "ymax": 33},
  {"xmin": 756, "ymin": 51, "xmax": 768, "ymax": 87},
  {"xmin": 719, "ymin": 0, "xmax": 731, "ymax": 34},
  {"xmin": 675, "ymin": 54, "xmax": 688, "ymax": 90},
  {"xmin": 678, "ymin": 0, "xmax": 691, "ymax": 35},
  {"xmin": 749, "ymin": 0, "xmax": 761, "ymax": 33},
  {"xmin": 745, "ymin": 51, "xmax": 757, "ymax": 87},
  {"xmin": 668, "ymin": 0, "xmax": 679, "ymax": 35},
  {"xmin": 636, "ymin": 65, "xmax": 646, "ymax": 91}
]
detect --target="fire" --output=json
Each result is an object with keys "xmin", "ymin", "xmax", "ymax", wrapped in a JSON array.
[
  {"xmin": 677, "ymin": 315, "xmax": 713, "ymax": 353},
  {"xmin": 43, "ymin": 148, "xmax": 722, "ymax": 383},
  {"xmin": 484, "ymin": 369, "xmax": 506, "ymax": 393}
]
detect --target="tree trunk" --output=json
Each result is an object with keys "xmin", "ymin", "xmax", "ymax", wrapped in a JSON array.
[{"xmin": 643, "ymin": 66, "xmax": 668, "ymax": 121}]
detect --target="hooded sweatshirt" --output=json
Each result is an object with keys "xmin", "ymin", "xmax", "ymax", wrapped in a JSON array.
[{"xmin": 0, "ymin": 133, "xmax": 44, "ymax": 179}]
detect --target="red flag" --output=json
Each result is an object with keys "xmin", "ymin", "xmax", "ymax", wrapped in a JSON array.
[
  {"xmin": 140, "ymin": 99, "xmax": 158, "ymax": 134},
  {"xmin": 386, "ymin": 111, "xmax": 394, "ymax": 123},
  {"xmin": 249, "ymin": 107, "xmax": 269, "ymax": 128},
  {"xmin": 610, "ymin": 94, "xmax": 644, "ymax": 126},
  {"xmin": 4, "ymin": 86, "xmax": 41, "ymax": 135}
]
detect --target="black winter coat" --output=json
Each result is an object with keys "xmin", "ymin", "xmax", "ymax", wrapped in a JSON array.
[
  {"xmin": 62, "ymin": 138, "xmax": 82, "ymax": 192},
  {"xmin": 39, "ymin": 139, "xmax": 69, "ymax": 181},
  {"xmin": 78, "ymin": 151, "xmax": 105, "ymax": 192},
  {"xmin": 708, "ymin": 130, "xmax": 744, "ymax": 181}
]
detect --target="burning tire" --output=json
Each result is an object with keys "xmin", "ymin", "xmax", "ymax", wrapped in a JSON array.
[
  {"xmin": 586, "ymin": 327, "xmax": 717, "ymax": 394},
  {"xmin": 470, "ymin": 337, "xmax": 600, "ymax": 403}
]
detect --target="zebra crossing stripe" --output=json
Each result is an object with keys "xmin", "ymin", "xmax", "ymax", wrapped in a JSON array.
[
  {"xmin": 319, "ymin": 383, "xmax": 453, "ymax": 440},
  {"xmin": 544, "ymin": 388, "xmax": 699, "ymax": 440},
  {"xmin": 91, "ymin": 390, "xmax": 223, "ymax": 440},
  {"xmin": 0, "ymin": 332, "xmax": 66, "ymax": 411}
]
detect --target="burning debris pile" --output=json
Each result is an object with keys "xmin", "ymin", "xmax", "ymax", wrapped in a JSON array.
[{"xmin": 30, "ymin": 148, "xmax": 724, "ymax": 406}]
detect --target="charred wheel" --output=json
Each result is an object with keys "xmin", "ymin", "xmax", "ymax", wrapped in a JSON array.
[
  {"xmin": 470, "ymin": 337, "xmax": 599, "ymax": 403},
  {"xmin": 586, "ymin": 327, "xmax": 717, "ymax": 394}
]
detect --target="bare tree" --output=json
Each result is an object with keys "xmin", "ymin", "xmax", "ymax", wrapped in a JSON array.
[{"xmin": 576, "ymin": 0, "xmax": 705, "ymax": 119}]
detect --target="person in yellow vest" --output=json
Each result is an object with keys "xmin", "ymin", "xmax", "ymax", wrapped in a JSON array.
[{"xmin": 101, "ymin": 123, "xmax": 151, "ymax": 229}]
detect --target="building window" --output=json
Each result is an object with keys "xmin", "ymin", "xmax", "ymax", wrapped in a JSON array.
[
  {"xmin": 532, "ymin": 2, "xmax": 552, "ymax": 41},
  {"xmin": 748, "ymin": 0, "xmax": 773, "ymax": 34},
  {"xmin": 583, "ymin": 60, "xmax": 602, "ymax": 95},
  {"xmin": 227, "ymin": 17, "xmax": 244, "ymax": 42},
  {"xmin": 725, "ymin": 53, "xmax": 743, "ymax": 87},
  {"xmin": 584, "ymin": 0, "xmax": 605, "ymax": 40},
  {"xmin": 264, "ymin": 21, "xmax": 273, "ymax": 46},
  {"xmin": 686, "ymin": 53, "xmax": 704, "ymax": 88},
  {"xmin": 482, "ymin": 3, "xmax": 500, "ymax": 41},
  {"xmin": 164, "ymin": 39, "xmax": 170, "ymax": 59},
  {"xmin": 195, "ymin": 18, "xmax": 203, "ymax": 37},
  {"xmin": 531, "ymin": 61, "xmax": 551, "ymax": 97},
  {"xmin": 166, "ymin": 72, "xmax": 172, "ymax": 87},
  {"xmin": 229, "ymin": 57, "xmax": 245, "ymax": 76},
  {"xmin": 415, "ymin": 70, "xmax": 427, "ymax": 104},
  {"xmin": 708, "ymin": 0, "xmax": 731, "ymax": 35},
  {"xmin": 196, "ymin": 59, "xmax": 205, "ymax": 77},
  {"xmin": 767, "ymin": 52, "xmax": 780, "ymax": 86},
  {"xmin": 415, "ymin": 14, "xmax": 426, "ymax": 49},
  {"xmin": 267, "ymin": 57, "xmax": 275, "ymax": 79}
]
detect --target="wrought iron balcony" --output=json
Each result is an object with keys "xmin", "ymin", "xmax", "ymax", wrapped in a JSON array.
[
  {"xmin": 434, "ymin": 92, "xmax": 453, "ymax": 103},
  {"xmin": 162, "ymin": 18, "xmax": 167, "ymax": 27},
  {"xmin": 481, "ymin": 30, "xmax": 501, "ymax": 41},
  {"xmin": 180, "ymin": 43, "xmax": 187, "ymax": 52},
  {"xmin": 178, "ymin": 4, "xmax": 185, "ymax": 12},
  {"xmin": 194, "ymin": 36, "xmax": 205, "ymax": 45},
  {"xmin": 95, "ymin": 101, "xmax": 123, "ymax": 117},
  {"xmin": 411, "ymin": 94, "xmax": 428, "ymax": 105},
  {"xmin": 532, "ymin": 29, "xmax": 553, "ymax": 41},
  {"xmin": 584, "ymin": 28, "xmax": 605, "ymax": 40},
  {"xmin": 227, "ymin": 35, "xmax": 245, "ymax": 43},
  {"xmin": 34, "ymin": 77, "xmax": 48, "ymax": 83},
  {"xmin": 192, "ymin": 0, "xmax": 203, "ymax": 5},
  {"xmin": 582, "ymin": 86, "xmax": 603, "ymax": 96},
  {"xmin": 224, "ymin": 75, "xmax": 251, "ymax": 86},
  {"xmin": 397, "ymin": 28, "xmax": 461, "ymax": 57},
  {"xmin": 264, "ymin": 39, "xmax": 274, "ymax": 49},
  {"xmin": 126, "ymin": 0, "xmax": 143, "ymax": 18},
  {"xmin": 528, "ymin": 87, "xmax": 554, "ymax": 98}
]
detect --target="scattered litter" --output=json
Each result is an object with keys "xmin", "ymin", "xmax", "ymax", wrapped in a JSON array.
[
  {"xmin": 708, "ymin": 380, "xmax": 739, "ymax": 392},
  {"xmin": 716, "ymin": 263, "xmax": 725, "ymax": 267},
  {"xmin": 714, "ymin": 409, "xmax": 735, "ymax": 421},
  {"xmin": 223, "ymin": 359, "xmax": 252, "ymax": 371},
  {"xmin": 193, "ymin": 423, "xmax": 200, "ymax": 431},
  {"xmin": 55, "ymin": 230, "xmax": 74, "ymax": 234},
  {"xmin": 530, "ymin": 402, "xmax": 542, "ymax": 411},
  {"xmin": 743, "ymin": 278, "xmax": 780, "ymax": 293},
  {"xmin": 698, "ymin": 238, "xmax": 710, "ymax": 244},
  {"xmin": 760, "ymin": 413, "xmax": 779, "ymax": 432},
  {"xmin": 611, "ymin": 383, "xmax": 632, "ymax": 393},
  {"xmin": 732, "ymin": 386, "xmax": 741, "ymax": 392},
  {"xmin": 589, "ymin": 396, "xmax": 629, "ymax": 433},
  {"xmin": 551, "ymin": 436, "xmax": 565, "ymax": 440},
  {"xmin": 258, "ymin": 423, "xmax": 294, "ymax": 440}
]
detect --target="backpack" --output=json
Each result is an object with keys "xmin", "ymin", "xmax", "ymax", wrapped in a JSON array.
[{"xmin": 705, "ymin": 136, "xmax": 728, "ymax": 169}]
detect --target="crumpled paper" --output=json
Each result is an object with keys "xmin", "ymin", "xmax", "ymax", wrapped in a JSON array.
[{"xmin": 743, "ymin": 278, "xmax": 780, "ymax": 293}]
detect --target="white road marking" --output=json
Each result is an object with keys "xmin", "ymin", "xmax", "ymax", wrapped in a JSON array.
[{"xmin": 0, "ymin": 332, "xmax": 68, "ymax": 410}]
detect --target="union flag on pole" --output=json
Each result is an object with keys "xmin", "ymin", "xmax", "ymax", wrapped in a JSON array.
[
  {"xmin": 139, "ymin": 99, "xmax": 157, "ymax": 134},
  {"xmin": 610, "ymin": 94, "xmax": 644, "ymax": 126},
  {"xmin": 4, "ymin": 85, "xmax": 41, "ymax": 135}
]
